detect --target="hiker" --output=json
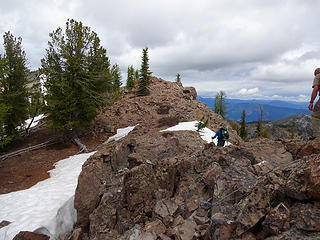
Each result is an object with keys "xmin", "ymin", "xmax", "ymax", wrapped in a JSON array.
[
  {"xmin": 308, "ymin": 68, "xmax": 320, "ymax": 138},
  {"xmin": 212, "ymin": 127, "xmax": 229, "ymax": 146}
]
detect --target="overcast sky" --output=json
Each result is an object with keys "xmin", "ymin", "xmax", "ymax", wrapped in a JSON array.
[{"xmin": 1, "ymin": 0, "xmax": 319, "ymax": 101}]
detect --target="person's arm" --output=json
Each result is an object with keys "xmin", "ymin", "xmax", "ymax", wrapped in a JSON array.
[
  {"xmin": 212, "ymin": 131, "xmax": 218, "ymax": 139},
  {"xmin": 309, "ymin": 85, "xmax": 319, "ymax": 111}
]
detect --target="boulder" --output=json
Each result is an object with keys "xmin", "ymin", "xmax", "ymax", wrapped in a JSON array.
[
  {"xmin": 284, "ymin": 155, "xmax": 320, "ymax": 200},
  {"xmin": 13, "ymin": 231, "xmax": 49, "ymax": 240},
  {"xmin": 154, "ymin": 199, "xmax": 178, "ymax": 218},
  {"xmin": 0, "ymin": 220, "xmax": 11, "ymax": 229},
  {"xmin": 262, "ymin": 203, "xmax": 290, "ymax": 235},
  {"xmin": 173, "ymin": 218, "xmax": 197, "ymax": 240},
  {"xmin": 293, "ymin": 202, "xmax": 320, "ymax": 232},
  {"xmin": 205, "ymin": 213, "xmax": 235, "ymax": 240}
]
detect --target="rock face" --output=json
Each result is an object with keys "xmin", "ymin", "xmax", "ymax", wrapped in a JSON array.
[
  {"xmin": 71, "ymin": 78, "xmax": 320, "ymax": 239},
  {"xmin": 13, "ymin": 231, "xmax": 49, "ymax": 240}
]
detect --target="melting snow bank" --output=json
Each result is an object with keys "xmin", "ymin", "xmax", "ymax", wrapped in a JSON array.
[
  {"xmin": 0, "ymin": 151, "xmax": 96, "ymax": 240},
  {"xmin": 24, "ymin": 114, "xmax": 45, "ymax": 129},
  {"xmin": 160, "ymin": 121, "xmax": 231, "ymax": 146},
  {"xmin": 104, "ymin": 125, "xmax": 137, "ymax": 144}
]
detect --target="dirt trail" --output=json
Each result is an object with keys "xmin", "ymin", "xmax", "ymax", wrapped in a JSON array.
[{"xmin": 0, "ymin": 127, "xmax": 105, "ymax": 194}]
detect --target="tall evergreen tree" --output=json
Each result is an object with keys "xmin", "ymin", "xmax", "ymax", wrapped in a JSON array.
[
  {"xmin": 256, "ymin": 105, "xmax": 263, "ymax": 137},
  {"xmin": 214, "ymin": 90, "xmax": 227, "ymax": 118},
  {"xmin": 126, "ymin": 65, "xmax": 135, "ymax": 90},
  {"xmin": 176, "ymin": 73, "xmax": 181, "ymax": 83},
  {"xmin": 137, "ymin": 47, "xmax": 152, "ymax": 96},
  {"xmin": 111, "ymin": 64, "xmax": 122, "ymax": 96},
  {"xmin": 239, "ymin": 110, "xmax": 248, "ymax": 141},
  {"xmin": 41, "ymin": 19, "xmax": 111, "ymax": 138},
  {"xmin": 290, "ymin": 121, "xmax": 297, "ymax": 139},
  {"xmin": 0, "ymin": 32, "xmax": 29, "ymax": 142},
  {"xmin": 135, "ymin": 69, "xmax": 139, "ymax": 80}
]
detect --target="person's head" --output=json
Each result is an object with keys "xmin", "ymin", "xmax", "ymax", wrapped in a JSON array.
[{"xmin": 314, "ymin": 68, "xmax": 320, "ymax": 76}]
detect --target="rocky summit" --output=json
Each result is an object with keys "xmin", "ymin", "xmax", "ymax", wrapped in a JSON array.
[{"xmin": 66, "ymin": 78, "xmax": 320, "ymax": 240}]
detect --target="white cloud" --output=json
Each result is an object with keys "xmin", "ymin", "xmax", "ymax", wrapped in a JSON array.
[
  {"xmin": 1, "ymin": 0, "xmax": 320, "ymax": 101},
  {"xmin": 238, "ymin": 88, "xmax": 259, "ymax": 95}
]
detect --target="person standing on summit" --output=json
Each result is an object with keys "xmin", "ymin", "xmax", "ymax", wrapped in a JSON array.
[{"xmin": 308, "ymin": 68, "xmax": 320, "ymax": 138}]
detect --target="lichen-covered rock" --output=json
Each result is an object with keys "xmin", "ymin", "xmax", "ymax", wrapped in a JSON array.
[
  {"xmin": 205, "ymin": 213, "xmax": 235, "ymax": 240},
  {"xmin": 284, "ymin": 155, "xmax": 320, "ymax": 201},
  {"xmin": 262, "ymin": 203, "xmax": 290, "ymax": 236},
  {"xmin": 292, "ymin": 202, "xmax": 320, "ymax": 232}
]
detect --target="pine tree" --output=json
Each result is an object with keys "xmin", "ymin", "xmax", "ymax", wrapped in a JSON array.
[
  {"xmin": 137, "ymin": 47, "xmax": 152, "ymax": 96},
  {"xmin": 195, "ymin": 116, "xmax": 208, "ymax": 132},
  {"xmin": 0, "ymin": 32, "xmax": 29, "ymax": 142},
  {"xmin": 135, "ymin": 69, "xmax": 139, "ymax": 80},
  {"xmin": 25, "ymin": 71, "xmax": 45, "ymax": 134},
  {"xmin": 126, "ymin": 65, "xmax": 135, "ymax": 90},
  {"xmin": 256, "ymin": 105, "xmax": 263, "ymax": 137},
  {"xmin": 290, "ymin": 121, "xmax": 297, "ymax": 139},
  {"xmin": 0, "ymin": 103, "xmax": 12, "ymax": 149},
  {"xmin": 176, "ymin": 73, "xmax": 181, "ymax": 83},
  {"xmin": 239, "ymin": 110, "xmax": 248, "ymax": 141},
  {"xmin": 41, "ymin": 19, "xmax": 111, "ymax": 137},
  {"xmin": 214, "ymin": 90, "xmax": 227, "ymax": 118},
  {"xmin": 111, "ymin": 64, "xmax": 122, "ymax": 97}
]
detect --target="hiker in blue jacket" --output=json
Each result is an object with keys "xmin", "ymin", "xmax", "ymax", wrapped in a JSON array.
[{"xmin": 212, "ymin": 127, "xmax": 229, "ymax": 146}]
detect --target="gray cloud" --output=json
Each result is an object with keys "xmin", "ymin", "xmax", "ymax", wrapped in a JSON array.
[{"xmin": 1, "ymin": 0, "xmax": 320, "ymax": 101}]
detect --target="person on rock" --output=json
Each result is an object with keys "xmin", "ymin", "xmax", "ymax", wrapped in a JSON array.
[
  {"xmin": 212, "ymin": 127, "xmax": 229, "ymax": 146},
  {"xmin": 309, "ymin": 68, "xmax": 320, "ymax": 139}
]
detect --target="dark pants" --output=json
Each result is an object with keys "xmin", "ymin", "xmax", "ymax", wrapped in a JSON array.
[{"xmin": 217, "ymin": 139, "xmax": 225, "ymax": 146}]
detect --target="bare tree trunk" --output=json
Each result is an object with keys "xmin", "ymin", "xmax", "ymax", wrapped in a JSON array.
[
  {"xmin": 72, "ymin": 130, "xmax": 89, "ymax": 153},
  {"xmin": 25, "ymin": 99, "xmax": 39, "ymax": 135}
]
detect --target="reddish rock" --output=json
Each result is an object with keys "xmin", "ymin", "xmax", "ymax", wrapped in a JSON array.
[
  {"xmin": 262, "ymin": 203, "xmax": 290, "ymax": 235},
  {"xmin": 145, "ymin": 219, "xmax": 166, "ymax": 236},
  {"xmin": 205, "ymin": 213, "xmax": 235, "ymax": 240},
  {"xmin": 294, "ymin": 203, "xmax": 320, "ymax": 232},
  {"xmin": 128, "ymin": 153, "xmax": 143, "ymax": 169},
  {"xmin": 297, "ymin": 139, "xmax": 320, "ymax": 158},
  {"xmin": 284, "ymin": 155, "xmax": 320, "ymax": 201},
  {"xmin": 0, "ymin": 220, "xmax": 11, "ymax": 229},
  {"xmin": 236, "ymin": 186, "xmax": 274, "ymax": 235},
  {"xmin": 173, "ymin": 218, "xmax": 197, "ymax": 240},
  {"xmin": 13, "ymin": 231, "xmax": 49, "ymax": 240},
  {"xmin": 203, "ymin": 163, "xmax": 222, "ymax": 187},
  {"xmin": 154, "ymin": 199, "xmax": 178, "ymax": 218}
]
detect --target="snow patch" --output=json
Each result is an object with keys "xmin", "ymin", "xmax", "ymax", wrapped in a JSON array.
[
  {"xmin": 24, "ymin": 114, "xmax": 45, "ymax": 129},
  {"xmin": 0, "ymin": 151, "xmax": 96, "ymax": 240},
  {"xmin": 256, "ymin": 160, "xmax": 266, "ymax": 166},
  {"xmin": 104, "ymin": 125, "xmax": 137, "ymax": 144},
  {"xmin": 160, "ymin": 121, "xmax": 231, "ymax": 146}
]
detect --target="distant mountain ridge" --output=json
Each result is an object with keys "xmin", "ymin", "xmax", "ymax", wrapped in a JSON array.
[{"xmin": 198, "ymin": 97, "xmax": 310, "ymax": 122}]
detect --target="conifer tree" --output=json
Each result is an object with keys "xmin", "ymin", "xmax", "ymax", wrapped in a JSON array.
[
  {"xmin": 214, "ymin": 90, "xmax": 227, "ymax": 118},
  {"xmin": 41, "ymin": 19, "xmax": 111, "ymax": 138},
  {"xmin": 111, "ymin": 64, "xmax": 122, "ymax": 97},
  {"xmin": 137, "ymin": 47, "xmax": 152, "ymax": 96},
  {"xmin": 290, "ymin": 121, "xmax": 297, "ymax": 139},
  {"xmin": 239, "ymin": 110, "xmax": 248, "ymax": 141},
  {"xmin": 135, "ymin": 69, "xmax": 139, "ymax": 80},
  {"xmin": 126, "ymin": 65, "xmax": 135, "ymax": 90},
  {"xmin": 195, "ymin": 116, "xmax": 208, "ymax": 132},
  {"xmin": 25, "ymin": 71, "xmax": 44, "ymax": 134},
  {"xmin": 0, "ymin": 32, "xmax": 29, "ymax": 143},
  {"xmin": 176, "ymin": 73, "xmax": 181, "ymax": 83},
  {"xmin": 256, "ymin": 105, "xmax": 263, "ymax": 137}
]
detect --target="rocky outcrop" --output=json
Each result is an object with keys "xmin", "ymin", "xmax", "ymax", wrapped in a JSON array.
[
  {"xmin": 71, "ymin": 78, "xmax": 320, "ymax": 239},
  {"xmin": 13, "ymin": 231, "xmax": 49, "ymax": 240}
]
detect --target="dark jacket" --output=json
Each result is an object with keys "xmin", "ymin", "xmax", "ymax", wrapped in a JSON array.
[{"xmin": 212, "ymin": 129, "xmax": 223, "ymax": 140}]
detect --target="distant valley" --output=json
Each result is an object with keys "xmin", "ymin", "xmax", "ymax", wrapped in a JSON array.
[{"xmin": 198, "ymin": 97, "xmax": 310, "ymax": 122}]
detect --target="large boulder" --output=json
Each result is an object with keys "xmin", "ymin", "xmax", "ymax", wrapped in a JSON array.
[{"xmin": 13, "ymin": 232, "xmax": 49, "ymax": 240}]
